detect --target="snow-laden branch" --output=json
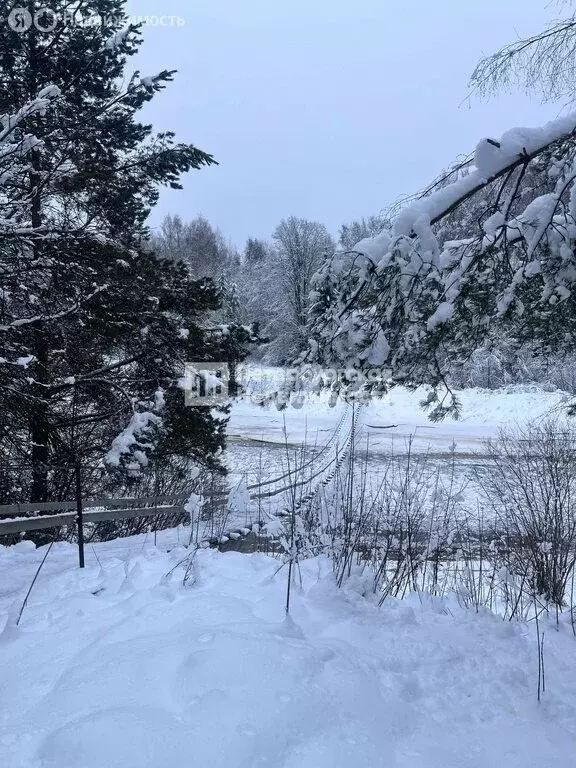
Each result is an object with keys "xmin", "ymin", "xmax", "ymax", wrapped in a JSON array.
[
  {"xmin": 0, "ymin": 285, "xmax": 106, "ymax": 332},
  {"xmin": 0, "ymin": 85, "xmax": 61, "ymax": 146},
  {"xmin": 397, "ymin": 109, "xmax": 576, "ymax": 237},
  {"xmin": 308, "ymin": 108, "xmax": 576, "ymax": 410},
  {"xmin": 105, "ymin": 389, "xmax": 166, "ymax": 471}
]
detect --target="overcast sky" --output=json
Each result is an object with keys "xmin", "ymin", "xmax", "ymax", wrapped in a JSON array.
[{"xmin": 127, "ymin": 1, "xmax": 558, "ymax": 247}]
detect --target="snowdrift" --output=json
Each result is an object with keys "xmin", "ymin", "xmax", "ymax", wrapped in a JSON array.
[{"xmin": 1, "ymin": 536, "xmax": 575, "ymax": 767}]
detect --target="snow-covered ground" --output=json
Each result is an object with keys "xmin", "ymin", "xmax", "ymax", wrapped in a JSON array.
[
  {"xmin": 2, "ymin": 382, "xmax": 575, "ymax": 766},
  {"xmin": 1, "ymin": 536, "xmax": 576, "ymax": 767}
]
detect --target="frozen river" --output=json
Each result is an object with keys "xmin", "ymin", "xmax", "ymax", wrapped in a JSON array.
[
  {"xmin": 226, "ymin": 378, "xmax": 568, "ymax": 466},
  {"xmin": 223, "ymin": 375, "xmax": 570, "ymax": 516}
]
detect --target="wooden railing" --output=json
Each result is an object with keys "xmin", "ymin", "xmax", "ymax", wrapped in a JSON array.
[
  {"xmin": 0, "ymin": 494, "xmax": 205, "ymax": 535},
  {"xmin": 0, "ymin": 489, "xmax": 267, "ymax": 567}
]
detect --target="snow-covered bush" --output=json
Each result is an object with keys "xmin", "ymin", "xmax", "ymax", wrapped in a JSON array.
[{"xmin": 276, "ymin": 417, "xmax": 576, "ymax": 617}]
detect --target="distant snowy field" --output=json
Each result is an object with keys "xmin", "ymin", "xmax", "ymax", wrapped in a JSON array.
[{"xmin": 1, "ymin": 537, "xmax": 576, "ymax": 768}]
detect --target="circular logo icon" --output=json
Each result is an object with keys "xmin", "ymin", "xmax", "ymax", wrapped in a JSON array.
[
  {"xmin": 8, "ymin": 7, "xmax": 32, "ymax": 32},
  {"xmin": 34, "ymin": 7, "xmax": 58, "ymax": 32}
]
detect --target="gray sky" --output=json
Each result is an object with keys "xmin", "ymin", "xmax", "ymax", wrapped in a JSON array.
[{"xmin": 128, "ymin": 1, "xmax": 557, "ymax": 247}]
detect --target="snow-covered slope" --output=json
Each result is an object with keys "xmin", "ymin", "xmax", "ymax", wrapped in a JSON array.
[{"xmin": 1, "ymin": 537, "xmax": 576, "ymax": 767}]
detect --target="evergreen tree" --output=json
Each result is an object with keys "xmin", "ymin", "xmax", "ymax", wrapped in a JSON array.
[
  {"xmin": 244, "ymin": 237, "xmax": 267, "ymax": 264},
  {"xmin": 0, "ymin": 2, "xmax": 241, "ymax": 500},
  {"xmin": 217, "ymin": 273, "xmax": 241, "ymax": 323}
]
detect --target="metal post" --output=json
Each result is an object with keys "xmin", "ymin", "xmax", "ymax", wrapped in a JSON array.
[{"xmin": 75, "ymin": 463, "xmax": 85, "ymax": 568}]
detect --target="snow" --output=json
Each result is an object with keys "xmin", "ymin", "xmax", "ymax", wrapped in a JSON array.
[
  {"xmin": 359, "ymin": 331, "xmax": 390, "ymax": 366},
  {"xmin": 518, "ymin": 193, "xmax": 559, "ymax": 257},
  {"xmin": 426, "ymin": 301, "xmax": 454, "ymax": 330},
  {"xmin": 475, "ymin": 116, "xmax": 576, "ymax": 178},
  {"xmin": 1, "ymin": 539, "xmax": 575, "ymax": 767},
  {"xmin": 482, "ymin": 210, "xmax": 505, "ymax": 249},
  {"xmin": 352, "ymin": 230, "xmax": 391, "ymax": 261},
  {"xmin": 184, "ymin": 490, "xmax": 206, "ymax": 522},
  {"xmin": 228, "ymin": 373, "xmax": 568, "ymax": 457},
  {"xmin": 393, "ymin": 170, "xmax": 482, "ymax": 238},
  {"xmin": 16, "ymin": 355, "xmax": 34, "ymax": 368},
  {"xmin": 105, "ymin": 27, "xmax": 130, "ymax": 51},
  {"xmin": 154, "ymin": 387, "xmax": 166, "ymax": 411},
  {"xmin": 105, "ymin": 411, "xmax": 162, "ymax": 468},
  {"xmin": 36, "ymin": 84, "xmax": 61, "ymax": 101}
]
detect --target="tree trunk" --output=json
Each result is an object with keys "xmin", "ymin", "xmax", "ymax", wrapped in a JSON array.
[
  {"xmin": 30, "ymin": 326, "xmax": 50, "ymax": 502},
  {"xmin": 27, "ymin": 12, "xmax": 49, "ymax": 503}
]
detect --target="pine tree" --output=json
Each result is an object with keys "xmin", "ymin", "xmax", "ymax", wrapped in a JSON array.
[
  {"xmin": 0, "ymin": 2, "xmax": 242, "ymax": 501},
  {"xmin": 244, "ymin": 237, "xmax": 267, "ymax": 264}
]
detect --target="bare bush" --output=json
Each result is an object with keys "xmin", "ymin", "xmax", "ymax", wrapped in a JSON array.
[
  {"xmin": 290, "ymin": 419, "xmax": 576, "ymax": 622},
  {"xmin": 481, "ymin": 420, "xmax": 576, "ymax": 608}
]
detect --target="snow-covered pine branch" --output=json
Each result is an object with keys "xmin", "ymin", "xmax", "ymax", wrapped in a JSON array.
[
  {"xmin": 306, "ymin": 109, "xmax": 576, "ymax": 417},
  {"xmin": 0, "ymin": 85, "xmax": 61, "ymax": 235},
  {"xmin": 104, "ymin": 389, "xmax": 165, "ymax": 474}
]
